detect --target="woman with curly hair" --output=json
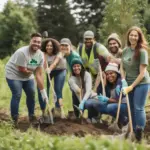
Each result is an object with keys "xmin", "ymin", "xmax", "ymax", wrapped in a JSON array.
[
  {"xmin": 121, "ymin": 26, "xmax": 150, "ymax": 141},
  {"xmin": 38, "ymin": 38, "xmax": 67, "ymax": 119}
]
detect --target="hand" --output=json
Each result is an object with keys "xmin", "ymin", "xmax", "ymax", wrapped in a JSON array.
[
  {"xmin": 97, "ymin": 94, "xmax": 109, "ymax": 103},
  {"xmin": 121, "ymin": 79, "xmax": 128, "ymax": 88},
  {"xmin": 122, "ymin": 85, "xmax": 133, "ymax": 95},
  {"xmin": 79, "ymin": 99, "xmax": 86, "ymax": 111},
  {"xmin": 115, "ymin": 85, "xmax": 121, "ymax": 95},
  {"xmin": 76, "ymin": 87, "xmax": 81, "ymax": 95},
  {"xmin": 45, "ymin": 68, "xmax": 51, "ymax": 74},
  {"xmin": 40, "ymin": 89, "xmax": 48, "ymax": 102}
]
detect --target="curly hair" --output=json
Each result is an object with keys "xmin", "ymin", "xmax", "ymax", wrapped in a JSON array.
[
  {"xmin": 126, "ymin": 26, "xmax": 148, "ymax": 59},
  {"xmin": 41, "ymin": 38, "xmax": 60, "ymax": 55}
]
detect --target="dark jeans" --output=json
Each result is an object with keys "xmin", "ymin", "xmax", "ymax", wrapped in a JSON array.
[
  {"xmin": 38, "ymin": 69, "xmax": 66, "ymax": 110},
  {"xmin": 72, "ymin": 92, "xmax": 99, "ymax": 118},
  {"xmin": 6, "ymin": 78, "xmax": 35, "ymax": 120}
]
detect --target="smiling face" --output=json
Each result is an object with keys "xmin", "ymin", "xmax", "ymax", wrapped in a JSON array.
[
  {"xmin": 72, "ymin": 64, "xmax": 82, "ymax": 76},
  {"xmin": 108, "ymin": 39, "xmax": 119, "ymax": 54},
  {"xmin": 84, "ymin": 38, "xmax": 94, "ymax": 48},
  {"xmin": 105, "ymin": 70, "xmax": 117, "ymax": 84},
  {"xmin": 60, "ymin": 44, "xmax": 71, "ymax": 56},
  {"xmin": 128, "ymin": 30, "xmax": 139, "ymax": 47},
  {"xmin": 46, "ymin": 41, "xmax": 53, "ymax": 55},
  {"xmin": 30, "ymin": 36, "xmax": 42, "ymax": 52}
]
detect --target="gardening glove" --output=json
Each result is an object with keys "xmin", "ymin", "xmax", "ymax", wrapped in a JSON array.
[
  {"xmin": 45, "ymin": 68, "xmax": 51, "ymax": 74},
  {"xmin": 122, "ymin": 85, "xmax": 133, "ymax": 95},
  {"xmin": 40, "ymin": 89, "xmax": 48, "ymax": 102},
  {"xmin": 115, "ymin": 85, "xmax": 121, "ymax": 96},
  {"xmin": 97, "ymin": 94, "xmax": 109, "ymax": 103},
  {"xmin": 79, "ymin": 99, "xmax": 86, "ymax": 111},
  {"xmin": 121, "ymin": 79, "xmax": 128, "ymax": 88}
]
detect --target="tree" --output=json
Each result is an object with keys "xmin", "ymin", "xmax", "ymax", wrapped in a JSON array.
[
  {"xmin": 37, "ymin": 0, "xmax": 77, "ymax": 44},
  {"xmin": 0, "ymin": 0, "xmax": 38, "ymax": 57},
  {"xmin": 71, "ymin": 0, "xmax": 107, "ymax": 41},
  {"xmin": 99, "ymin": 0, "xmax": 147, "ymax": 46}
]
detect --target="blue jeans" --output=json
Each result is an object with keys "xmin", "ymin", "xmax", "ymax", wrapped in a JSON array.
[
  {"xmin": 6, "ymin": 78, "xmax": 35, "ymax": 120},
  {"xmin": 128, "ymin": 84, "xmax": 149, "ymax": 131},
  {"xmin": 85, "ymin": 99, "xmax": 127, "ymax": 124},
  {"xmin": 38, "ymin": 69, "xmax": 66, "ymax": 110},
  {"xmin": 84, "ymin": 99, "xmax": 101, "ymax": 119}
]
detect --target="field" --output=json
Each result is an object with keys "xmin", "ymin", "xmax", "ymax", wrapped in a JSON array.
[{"xmin": 1, "ymin": 57, "xmax": 150, "ymax": 150}]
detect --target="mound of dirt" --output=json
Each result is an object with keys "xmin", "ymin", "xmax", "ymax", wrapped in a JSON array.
[{"xmin": 1, "ymin": 109, "xmax": 150, "ymax": 139}]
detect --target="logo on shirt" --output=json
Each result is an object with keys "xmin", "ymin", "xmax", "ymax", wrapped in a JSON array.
[{"xmin": 28, "ymin": 59, "xmax": 38, "ymax": 66}]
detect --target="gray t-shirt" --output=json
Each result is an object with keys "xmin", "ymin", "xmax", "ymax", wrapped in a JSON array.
[
  {"xmin": 122, "ymin": 47, "xmax": 150, "ymax": 85},
  {"xmin": 5, "ymin": 46, "xmax": 44, "ymax": 81},
  {"xmin": 46, "ymin": 52, "xmax": 67, "ymax": 70}
]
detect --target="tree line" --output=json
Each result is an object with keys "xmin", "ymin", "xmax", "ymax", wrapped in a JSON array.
[{"xmin": 0, "ymin": 0, "xmax": 150, "ymax": 58}]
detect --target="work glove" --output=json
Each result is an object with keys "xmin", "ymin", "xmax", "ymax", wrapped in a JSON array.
[
  {"xmin": 40, "ymin": 89, "xmax": 49, "ymax": 102},
  {"xmin": 121, "ymin": 79, "xmax": 128, "ymax": 88},
  {"xmin": 97, "ymin": 94, "xmax": 109, "ymax": 103},
  {"xmin": 122, "ymin": 85, "xmax": 133, "ymax": 95},
  {"xmin": 115, "ymin": 85, "xmax": 121, "ymax": 96},
  {"xmin": 79, "ymin": 99, "xmax": 86, "ymax": 111},
  {"xmin": 45, "ymin": 68, "xmax": 51, "ymax": 74}
]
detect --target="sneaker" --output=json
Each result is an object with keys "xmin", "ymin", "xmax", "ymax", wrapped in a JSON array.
[
  {"xmin": 29, "ymin": 115, "xmax": 37, "ymax": 124},
  {"xmin": 135, "ymin": 126, "xmax": 143, "ymax": 142}
]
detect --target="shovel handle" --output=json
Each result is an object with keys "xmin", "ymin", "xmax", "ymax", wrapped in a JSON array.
[
  {"xmin": 115, "ymin": 91, "xmax": 122, "ymax": 122},
  {"xmin": 126, "ymin": 94, "xmax": 133, "ymax": 133}
]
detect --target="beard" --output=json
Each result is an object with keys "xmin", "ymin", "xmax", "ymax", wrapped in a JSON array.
[{"xmin": 109, "ymin": 46, "xmax": 119, "ymax": 54}]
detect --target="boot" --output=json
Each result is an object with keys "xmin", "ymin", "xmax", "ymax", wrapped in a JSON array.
[
  {"xmin": 54, "ymin": 107, "xmax": 61, "ymax": 118},
  {"xmin": 135, "ymin": 126, "xmax": 143, "ymax": 142},
  {"xmin": 29, "ymin": 115, "xmax": 37, "ymax": 125},
  {"xmin": 12, "ymin": 116, "xmax": 18, "ymax": 128}
]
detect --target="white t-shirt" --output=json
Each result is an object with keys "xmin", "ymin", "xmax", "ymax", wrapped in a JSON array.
[{"xmin": 5, "ymin": 46, "xmax": 44, "ymax": 81}]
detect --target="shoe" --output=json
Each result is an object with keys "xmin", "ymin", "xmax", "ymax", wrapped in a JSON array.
[
  {"xmin": 54, "ymin": 107, "xmax": 61, "ymax": 118},
  {"xmin": 12, "ymin": 115, "xmax": 18, "ymax": 128},
  {"xmin": 86, "ymin": 118, "xmax": 92, "ymax": 123},
  {"xmin": 29, "ymin": 115, "xmax": 37, "ymax": 124},
  {"xmin": 135, "ymin": 126, "xmax": 143, "ymax": 142}
]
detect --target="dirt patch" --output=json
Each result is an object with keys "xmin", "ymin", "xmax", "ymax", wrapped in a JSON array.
[{"xmin": 1, "ymin": 109, "xmax": 150, "ymax": 139}]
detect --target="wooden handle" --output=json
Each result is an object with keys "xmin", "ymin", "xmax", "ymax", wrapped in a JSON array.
[
  {"xmin": 115, "ymin": 91, "xmax": 122, "ymax": 122},
  {"xmin": 126, "ymin": 94, "xmax": 133, "ymax": 133},
  {"xmin": 99, "ymin": 63, "xmax": 106, "ymax": 96}
]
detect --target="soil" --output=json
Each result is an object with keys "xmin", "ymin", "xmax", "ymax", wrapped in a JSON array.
[{"xmin": 1, "ymin": 109, "xmax": 150, "ymax": 141}]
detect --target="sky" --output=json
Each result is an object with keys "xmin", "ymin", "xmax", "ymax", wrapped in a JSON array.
[{"xmin": 0, "ymin": 0, "xmax": 8, "ymax": 11}]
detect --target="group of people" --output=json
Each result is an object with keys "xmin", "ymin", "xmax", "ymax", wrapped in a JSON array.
[{"xmin": 5, "ymin": 26, "xmax": 150, "ymax": 142}]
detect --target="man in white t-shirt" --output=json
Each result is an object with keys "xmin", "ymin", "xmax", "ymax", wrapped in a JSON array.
[{"xmin": 5, "ymin": 33, "xmax": 48, "ymax": 127}]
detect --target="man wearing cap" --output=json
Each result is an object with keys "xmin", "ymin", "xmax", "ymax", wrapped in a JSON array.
[
  {"xmin": 60, "ymin": 38, "xmax": 82, "ymax": 70},
  {"xmin": 77, "ymin": 30, "xmax": 111, "ymax": 94},
  {"xmin": 107, "ymin": 33, "xmax": 122, "ymax": 64}
]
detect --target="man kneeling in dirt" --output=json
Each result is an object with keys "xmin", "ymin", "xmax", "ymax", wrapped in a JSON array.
[{"xmin": 5, "ymin": 33, "xmax": 48, "ymax": 127}]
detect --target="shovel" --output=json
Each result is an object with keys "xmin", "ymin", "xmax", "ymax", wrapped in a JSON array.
[
  {"xmin": 125, "ymin": 94, "xmax": 135, "ymax": 141},
  {"xmin": 74, "ymin": 104, "xmax": 84, "ymax": 124},
  {"xmin": 108, "ymin": 91, "xmax": 122, "ymax": 133}
]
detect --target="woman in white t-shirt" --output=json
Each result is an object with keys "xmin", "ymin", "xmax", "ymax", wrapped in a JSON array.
[{"xmin": 38, "ymin": 38, "xmax": 67, "ymax": 119}]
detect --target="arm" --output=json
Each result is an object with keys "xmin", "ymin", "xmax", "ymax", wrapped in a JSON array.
[
  {"xmin": 120, "ymin": 61, "xmax": 126, "ymax": 79},
  {"xmin": 35, "ymin": 67, "xmax": 45, "ymax": 90},
  {"xmin": 18, "ymin": 66, "xmax": 33, "ymax": 76},
  {"xmin": 49, "ymin": 56, "xmax": 61, "ymax": 71},
  {"xmin": 82, "ymin": 72, "xmax": 92, "ymax": 100}
]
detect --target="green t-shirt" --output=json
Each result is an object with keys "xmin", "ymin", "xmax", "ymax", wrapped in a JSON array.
[
  {"xmin": 66, "ymin": 50, "xmax": 82, "ymax": 70},
  {"xmin": 122, "ymin": 47, "xmax": 150, "ymax": 85}
]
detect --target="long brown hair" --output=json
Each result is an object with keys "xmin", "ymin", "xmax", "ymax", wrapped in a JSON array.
[{"xmin": 126, "ymin": 26, "xmax": 148, "ymax": 59}]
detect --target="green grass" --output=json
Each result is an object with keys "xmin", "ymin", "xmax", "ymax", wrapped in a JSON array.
[{"xmin": 0, "ymin": 57, "xmax": 150, "ymax": 149}]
